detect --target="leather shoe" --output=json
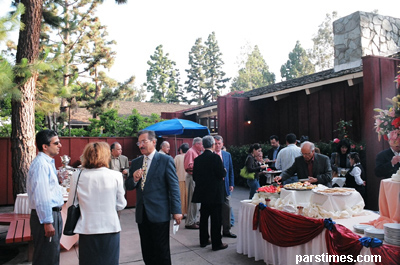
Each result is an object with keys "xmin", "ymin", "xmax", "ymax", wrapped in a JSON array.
[
  {"xmin": 200, "ymin": 240, "xmax": 211, "ymax": 248},
  {"xmin": 185, "ymin": 224, "xmax": 199, "ymax": 229},
  {"xmin": 223, "ymin": 232, "xmax": 237, "ymax": 238},
  {"xmin": 212, "ymin": 243, "xmax": 228, "ymax": 251}
]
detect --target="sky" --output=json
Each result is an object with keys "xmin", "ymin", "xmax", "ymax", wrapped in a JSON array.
[{"xmin": 0, "ymin": 0, "xmax": 398, "ymax": 94}]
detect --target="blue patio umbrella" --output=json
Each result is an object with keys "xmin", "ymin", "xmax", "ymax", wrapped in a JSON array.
[{"xmin": 143, "ymin": 118, "xmax": 210, "ymax": 154}]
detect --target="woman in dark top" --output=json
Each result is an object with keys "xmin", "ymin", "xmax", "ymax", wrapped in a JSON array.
[
  {"xmin": 345, "ymin": 152, "xmax": 366, "ymax": 202},
  {"xmin": 245, "ymin": 143, "xmax": 267, "ymax": 199},
  {"xmin": 330, "ymin": 139, "xmax": 351, "ymax": 177}
]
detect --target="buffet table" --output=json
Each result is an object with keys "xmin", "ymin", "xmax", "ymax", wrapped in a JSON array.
[
  {"xmin": 14, "ymin": 193, "xmax": 78, "ymax": 250},
  {"xmin": 237, "ymin": 201, "xmax": 400, "ymax": 265},
  {"xmin": 379, "ymin": 179, "xmax": 400, "ymax": 223}
]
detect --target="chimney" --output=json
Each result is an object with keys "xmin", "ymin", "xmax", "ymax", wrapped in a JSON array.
[{"xmin": 333, "ymin": 11, "xmax": 400, "ymax": 72}]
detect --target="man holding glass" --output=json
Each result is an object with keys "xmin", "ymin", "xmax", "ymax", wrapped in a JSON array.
[{"xmin": 125, "ymin": 130, "xmax": 182, "ymax": 265}]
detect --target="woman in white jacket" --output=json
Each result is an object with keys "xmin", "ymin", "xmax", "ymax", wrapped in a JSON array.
[{"xmin": 67, "ymin": 142, "xmax": 127, "ymax": 265}]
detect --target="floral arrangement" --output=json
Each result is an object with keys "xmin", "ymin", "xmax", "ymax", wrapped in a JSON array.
[{"xmin": 374, "ymin": 67, "xmax": 400, "ymax": 145}]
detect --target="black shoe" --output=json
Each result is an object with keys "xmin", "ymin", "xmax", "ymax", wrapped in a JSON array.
[
  {"xmin": 200, "ymin": 240, "xmax": 211, "ymax": 248},
  {"xmin": 212, "ymin": 243, "xmax": 228, "ymax": 251},
  {"xmin": 223, "ymin": 232, "xmax": 237, "ymax": 238},
  {"xmin": 185, "ymin": 224, "xmax": 199, "ymax": 229}
]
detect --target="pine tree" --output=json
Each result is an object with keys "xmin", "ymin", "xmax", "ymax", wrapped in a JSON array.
[
  {"xmin": 280, "ymin": 40, "xmax": 315, "ymax": 81},
  {"xmin": 308, "ymin": 11, "xmax": 338, "ymax": 71},
  {"xmin": 145, "ymin": 45, "xmax": 182, "ymax": 103},
  {"xmin": 185, "ymin": 38, "xmax": 207, "ymax": 105},
  {"xmin": 204, "ymin": 32, "xmax": 229, "ymax": 102},
  {"xmin": 8, "ymin": 0, "xmax": 128, "ymax": 197},
  {"xmin": 231, "ymin": 45, "xmax": 275, "ymax": 91}
]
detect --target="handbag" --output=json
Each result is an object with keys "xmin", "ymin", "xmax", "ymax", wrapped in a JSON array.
[
  {"xmin": 63, "ymin": 170, "xmax": 82, "ymax": 236},
  {"xmin": 240, "ymin": 166, "xmax": 255, "ymax": 180},
  {"xmin": 240, "ymin": 156, "xmax": 255, "ymax": 180}
]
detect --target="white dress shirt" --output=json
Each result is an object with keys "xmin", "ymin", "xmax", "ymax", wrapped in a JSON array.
[
  {"xmin": 27, "ymin": 152, "xmax": 64, "ymax": 224},
  {"xmin": 275, "ymin": 144, "xmax": 302, "ymax": 171}
]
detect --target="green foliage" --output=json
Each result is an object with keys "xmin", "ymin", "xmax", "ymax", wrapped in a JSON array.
[
  {"xmin": 231, "ymin": 45, "xmax": 275, "ymax": 91},
  {"xmin": 58, "ymin": 108, "xmax": 164, "ymax": 137},
  {"xmin": 203, "ymin": 32, "xmax": 230, "ymax": 102},
  {"xmin": 334, "ymin": 119, "xmax": 353, "ymax": 140},
  {"xmin": 185, "ymin": 32, "xmax": 230, "ymax": 104},
  {"xmin": 145, "ymin": 45, "xmax": 182, "ymax": 103},
  {"xmin": 280, "ymin": 41, "xmax": 315, "ymax": 81},
  {"xmin": 308, "ymin": 12, "xmax": 337, "ymax": 72}
]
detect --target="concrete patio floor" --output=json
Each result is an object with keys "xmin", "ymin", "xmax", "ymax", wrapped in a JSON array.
[{"xmin": 1, "ymin": 186, "xmax": 265, "ymax": 265}]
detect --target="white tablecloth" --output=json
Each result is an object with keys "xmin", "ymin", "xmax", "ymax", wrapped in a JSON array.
[
  {"xmin": 237, "ymin": 201, "xmax": 380, "ymax": 265},
  {"xmin": 14, "ymin": 193, "xmax": 69, "ymax": 214},
  {"xmin": 332, "ymin": 177, "xmax": 346, "ymax": 187},
  {"xmin": 14, "ymin": 193, "xmax": 31, "ymax": 214}
]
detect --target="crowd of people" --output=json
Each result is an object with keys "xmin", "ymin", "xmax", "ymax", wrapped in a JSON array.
[{"xmin": 27, "ymin": 128, "xmax": 393, "ymax": 265}]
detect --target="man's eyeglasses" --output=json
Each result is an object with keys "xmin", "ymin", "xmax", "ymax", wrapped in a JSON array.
[
  {"xmin": 51, "ymin": 141, "xmax": 61, "ymax": 146},
  {"xmin": 136, "ymin": 139, "xmax": 150, "ymax": 146},
  {"xmin": 301, "ymin": 151, "xmax": 313, "ymax": 156}
]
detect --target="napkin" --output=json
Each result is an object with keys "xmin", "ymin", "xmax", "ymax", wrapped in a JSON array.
[{"xmin": 173, "ymin": 220, "xmax": 179, "ymax": 235}]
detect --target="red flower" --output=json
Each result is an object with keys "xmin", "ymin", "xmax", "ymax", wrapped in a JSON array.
[
  {"xmin": 392, "ymin": 117, "xmax": 400, "ymax": 128},
  {"xmin": 351, "ymin": 144, "xmax": 356, "ymax": 149},
  {"xmin": 333, "ymin": 138, "xmax": 340, "ymax": 143},
  {"xmin": 384, "ymin": 134, "xmax": 389, "ymax": 141}
]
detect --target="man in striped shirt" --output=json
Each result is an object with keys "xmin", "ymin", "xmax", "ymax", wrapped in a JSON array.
[{"xmin": 27, "ymin": 129, "xmax": 64, "ymax": 265}]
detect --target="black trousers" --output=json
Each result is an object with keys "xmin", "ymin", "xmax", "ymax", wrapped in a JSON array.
[
  {"xmin": 138, "ymin": 209, "xmax": 171, "ymax": 265},
  {"xmin": 199, "ymin": 203, "xmax": 222, "ymax": 249},
  {"xmin": 30, "ymin": 209, "xmax": 62, "ymax": 265}
]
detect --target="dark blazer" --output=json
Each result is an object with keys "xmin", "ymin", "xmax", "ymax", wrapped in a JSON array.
[
  {"xmin": 125, "ymin": 152, "xmax": 181, "ymax": 223},
  {"xmin": 266, "ymin": 145, "xmax": 284, "ymax": 160},
  {"xmin": 221, "ymin": 150, "xmax": 234, "ymax": 196},
  {"xmin": 375, "ymin": 148, "xmax": 399, "ymax": 179},
  {"xmin": 280, "ymin": 153, "xmax": 333, "ymax": 187},
  {"xmin": 192, "ymin": 150, "xmax": 226, "ymax": 204}
]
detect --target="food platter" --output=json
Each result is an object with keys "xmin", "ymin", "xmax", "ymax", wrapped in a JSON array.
[
  {"xmin": 312, "ymin": 187, "xmax": 355, "ymax": 196},
  {"xmin": 283, "ymin": 182, "xmax": 317, "ymax": 190}
]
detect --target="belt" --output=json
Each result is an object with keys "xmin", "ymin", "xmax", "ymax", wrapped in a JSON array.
[{"xmin": 52, "ymin": 207, "xmax": 62, "ymax": 212}]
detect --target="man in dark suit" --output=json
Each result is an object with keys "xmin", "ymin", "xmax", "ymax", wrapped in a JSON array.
[
  {"xmin": 126, "ymin": 130, "xmax": 182, "ymax": 265},
  {"xmin": 192, "ymin": 136, "xmax": 228, "ymax": 251},
  {"xmin": 274, "ymin": 141, "xmax": 332, "ymax": 187},
  {"xmin": 214, "ymin": 135, "xmax": 236, "ymax": 238},
  {"xmin": 265, "ymin": 135, "xmax": 283, "ymax": 170},
  {"xmin": 375, "ymin": 142, "xmax": 400, "ymax": 179}
]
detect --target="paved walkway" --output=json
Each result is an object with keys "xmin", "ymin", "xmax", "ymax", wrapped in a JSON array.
[{"xmin": 1, "ymin": 186, "xmax": 265, "ymax": 265}]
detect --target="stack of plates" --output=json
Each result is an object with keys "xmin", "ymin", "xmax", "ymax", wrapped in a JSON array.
[
  {"xmin": 364, "ymin": 227, "xmax": 385, "ymax": 240},
  {"xmin": 353, "ymin": 224, "xmax": 373, "ymax": 234},
  {"xmin": 383, "ymin": 223, "xmax": 400, "ymax": 246}
]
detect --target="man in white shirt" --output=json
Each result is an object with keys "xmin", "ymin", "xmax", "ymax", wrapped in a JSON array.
[
  {"xmin": 27, "ymin": 129, "xmax": 64, "ymax": 265},
  {"xmin": 275, "ymin": 133, "xmax": 301, "ymax": 184}
]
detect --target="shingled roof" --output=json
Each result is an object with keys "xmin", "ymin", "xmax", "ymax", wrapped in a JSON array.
[
  {"xmin": 237, "ymin": 66, "xmax": 363, "ymax": 99},
  {"xmin": 70, "ymin": 101, "xmax": 194, "ymax": 125}
]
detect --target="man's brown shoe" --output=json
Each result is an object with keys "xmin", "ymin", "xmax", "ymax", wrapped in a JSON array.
[{"xmin": 185, "ymin": 224, "xmax": 199, "ymax": 229}]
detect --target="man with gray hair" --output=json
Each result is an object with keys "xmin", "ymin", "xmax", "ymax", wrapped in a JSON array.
[
  {"xmin": 192, "ymin": 136, "xmax": 228, "ymax": 250},
  {"xmin": 274, "ymin": 141, "xmax": 332, "ymax": 187},
  {"xmin": 184, "ymin": 137, "xmax": 203, "ymax": 229},
  {"xmin": 159, "ymin": 141, "xmax": 170, "ymax": 155}
]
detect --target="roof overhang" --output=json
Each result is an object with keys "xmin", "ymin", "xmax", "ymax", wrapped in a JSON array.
[
  {"xmin": 184, "ymin": 105, "xmax": 218, "ymax": 118},
  {"xmin": 249, "ymin": 71, "xmax": 364, "ymax": 102}
]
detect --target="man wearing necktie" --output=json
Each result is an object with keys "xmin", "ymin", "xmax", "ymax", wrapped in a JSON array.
[
  {"xmin": 214, "ymin": 135, "xmax": 236, "ymax": 238},
  {"xmin": 125, "ymin": 130, "xmax": 182, "ymax": 265}
]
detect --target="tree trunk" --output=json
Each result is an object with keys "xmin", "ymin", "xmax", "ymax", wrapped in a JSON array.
[{"xmin": 11, "ymin": 0, "xmax": 43, "ymax": 199}]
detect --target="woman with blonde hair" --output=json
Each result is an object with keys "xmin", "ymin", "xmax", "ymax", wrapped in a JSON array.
[{"xmin": 67, "ymin": 142, "xmax": 127, "ymax": 265}]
